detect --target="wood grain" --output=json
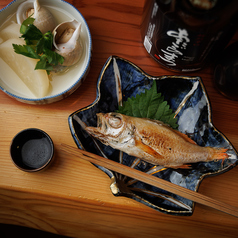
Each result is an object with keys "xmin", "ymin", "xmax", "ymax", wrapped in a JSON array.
[
  {"xmin": 61, "ymin": 144, "xmax": 238, "ymax": 218},
  {"xmin": 1, "ymin": 0, "xmax": 238, "ymax": 237}
]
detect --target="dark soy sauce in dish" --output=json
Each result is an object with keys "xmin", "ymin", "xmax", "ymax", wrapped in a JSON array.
[{"xmin": 10, "ymin": 128, "xmax": 54, "ymax": 172}]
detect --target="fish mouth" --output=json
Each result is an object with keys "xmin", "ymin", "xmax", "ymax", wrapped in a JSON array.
[
  {"xmin": 96, "ymin": 113, "xmax": 107, "ymax": 130},
  {"xmin": 96, "ymin": 113, "xmax": 103, "ymax": 128},
  {"xmin": 85, "ymin": 114, "xmax": 105, "ymax": 138}
]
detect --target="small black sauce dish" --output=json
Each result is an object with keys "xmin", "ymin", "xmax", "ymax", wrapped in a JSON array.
[{"xmin": 10, "ymin": 128, "xmax": 54, "ymax": 172}]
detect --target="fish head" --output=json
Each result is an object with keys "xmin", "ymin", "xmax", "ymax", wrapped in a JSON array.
[{"xmin": 85, "ymin": 112, "xmax": 126, "ymax": 143}]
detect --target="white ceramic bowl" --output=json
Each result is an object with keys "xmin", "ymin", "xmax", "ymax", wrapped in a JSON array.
[{"xmin": 0, "ymin": 0, "xmax": 92, "ymax": 104}]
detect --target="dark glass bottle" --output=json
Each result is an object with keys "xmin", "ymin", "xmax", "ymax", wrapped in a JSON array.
[
  {"xmin": 213, "ymin": 41, "xmax": 238, "ymax": 101},
  {"xmin": 141, "ymin": 0, "xmax": 238, "ymax": 72}
]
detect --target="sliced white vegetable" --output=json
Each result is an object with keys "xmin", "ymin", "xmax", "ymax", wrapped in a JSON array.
[
  {"xmin": 0, "ymin": 38, "xmax": 49, "ymax": 98},
  {"xmin": 0, "ymin": 57, "xmax": 35, "ymax": 98},
  {"xmin": 0, "ymin": 22, "xmax": 21, "ymax": 41}
]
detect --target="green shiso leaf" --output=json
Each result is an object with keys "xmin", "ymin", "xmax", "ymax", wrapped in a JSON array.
[{"xmin": 117, "ymin": 80, "xmax": 178, "ymax": 129}]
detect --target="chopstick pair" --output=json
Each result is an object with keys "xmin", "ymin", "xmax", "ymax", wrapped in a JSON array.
[{"xmin": 61, "ymin": 143, "xmax": 238, "ymax": 218}]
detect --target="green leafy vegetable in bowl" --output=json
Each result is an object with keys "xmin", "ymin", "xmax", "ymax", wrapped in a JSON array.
[{"xmin": 12, "ymin": 17, "xmax": 64, "ymax": 74}]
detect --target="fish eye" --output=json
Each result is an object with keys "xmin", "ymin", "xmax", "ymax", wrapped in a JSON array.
[{"xmin": 108, "ymin": 114, "xmax": 122, "ymax": 128}]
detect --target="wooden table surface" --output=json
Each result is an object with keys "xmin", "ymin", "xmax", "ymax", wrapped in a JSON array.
[{"xmin": 1, "ymin": 0, "xmax": 238, "ymax": 237}]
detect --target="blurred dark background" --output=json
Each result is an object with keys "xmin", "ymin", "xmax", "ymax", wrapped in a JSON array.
[{"xmin": 0, "ymin": 224, "xmax": 68, "ymax": 238}]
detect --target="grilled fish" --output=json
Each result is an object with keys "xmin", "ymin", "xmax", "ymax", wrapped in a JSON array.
[{"xmin": 85, "ymin": 112, "xmax": 228, "ymax": 168}]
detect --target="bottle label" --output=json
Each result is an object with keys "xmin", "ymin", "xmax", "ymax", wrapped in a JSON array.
[
  {"xmin": 158, "ymin": 28, "xmax": 190, "ymax": 67},
  {"xmin": 143, "ymin": 1, "xmax": 223, "ymax": 71}
]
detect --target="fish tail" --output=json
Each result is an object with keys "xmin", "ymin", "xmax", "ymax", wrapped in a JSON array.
[{"xmin": 210, "ymin": 148, "xmax": 229, "ymax": 164}]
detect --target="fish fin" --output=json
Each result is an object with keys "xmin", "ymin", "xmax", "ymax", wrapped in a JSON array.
[
  {"xmin": 173, "ymin": 130, "xmax": 197, "ymax": 145},
  {"xmin": 135, "ymin": 139, "xmax": 165, "ymax": 160},
  {"xmin": 164, "ymin": 164, "xmax": 192, "ymax": 169}
]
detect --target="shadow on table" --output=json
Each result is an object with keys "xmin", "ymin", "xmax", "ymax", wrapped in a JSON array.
[{"xmin": 0, "ymin": 223, "xmax": 68, "ymax": 238}]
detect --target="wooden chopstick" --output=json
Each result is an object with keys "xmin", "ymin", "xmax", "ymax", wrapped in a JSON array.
[{"xmin": 61, "ymin": 143, "xmax": 238, "ymax": 218}]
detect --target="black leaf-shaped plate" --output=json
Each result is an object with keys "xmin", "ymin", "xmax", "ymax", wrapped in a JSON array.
[{"xmin": 68, "ymin": 56, "xmax": 238, "ymax": 216}]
